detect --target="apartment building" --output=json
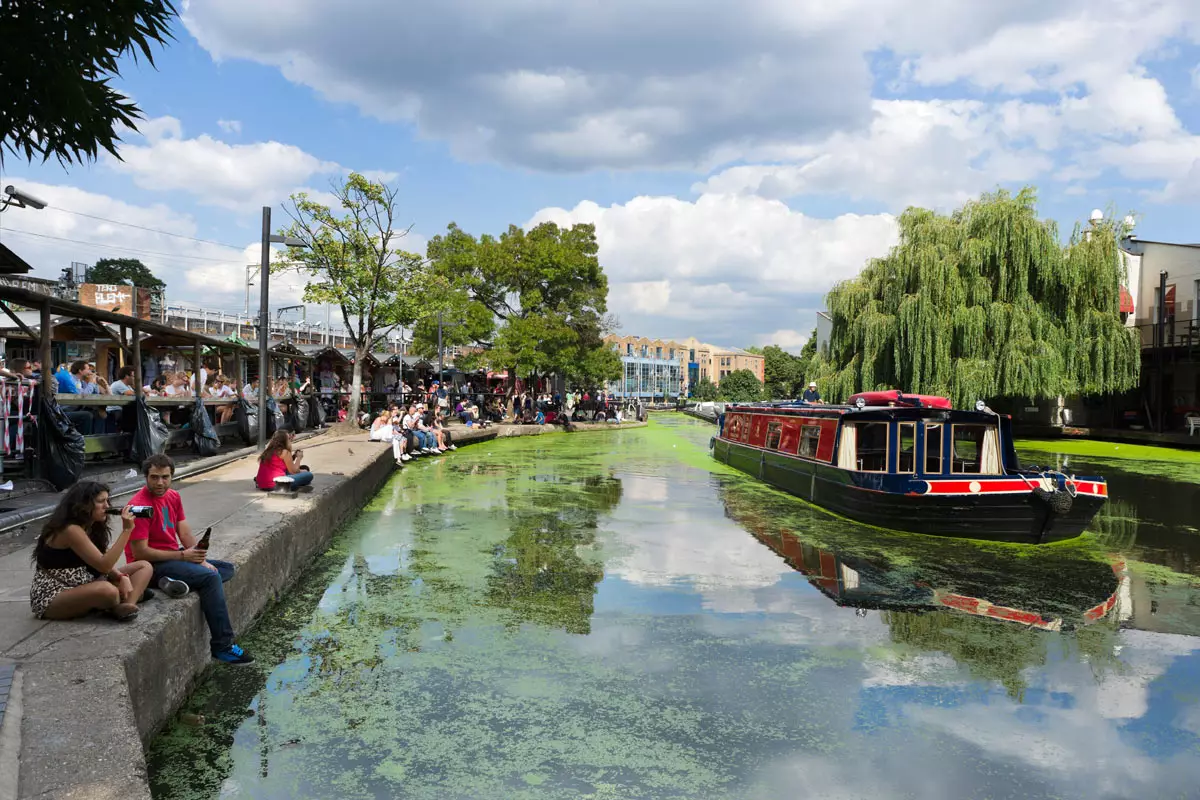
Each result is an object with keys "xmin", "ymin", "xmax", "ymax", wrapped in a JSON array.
[{"xmin": 603, "ymin": 335, "xmax": 688, "ymax": 399}]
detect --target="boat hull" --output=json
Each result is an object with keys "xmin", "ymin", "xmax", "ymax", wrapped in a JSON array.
[{"xmin": 713, "ymin": 438, "xmax": 1102, "ymax": 544}]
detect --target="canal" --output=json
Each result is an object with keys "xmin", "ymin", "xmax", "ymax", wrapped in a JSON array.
[{"xmin": 149, "ymin": 416, "xmax": 1200, "ymax": 799}]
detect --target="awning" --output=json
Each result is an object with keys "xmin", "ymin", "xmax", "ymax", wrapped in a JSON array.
[
  {"xmin": 487, "ymin": 371, "xmax": 508, "ymax": 379},
  {"xmin": 1119, "ymin": 286, "xmax": 1134, "ymax": 314}
]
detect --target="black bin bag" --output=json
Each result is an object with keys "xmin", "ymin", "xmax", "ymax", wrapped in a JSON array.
[
  {"xmin": 309, "ymin": 394, "xmax": 326, "ymax": 427},
  {"xmin": 37, "ymin": 397, "xmax": 85, "ymax": 490},
  {"xmin": 265, "ymin": 396, "xmax": 286, "ymax": 436},
  {"xmin": 290, "ymin": 395, "xmax": 310, "ymax": 431},
  {"xmin": 234, "ymin": 399, "xmax": 258, "ymax": 445},
  {"xmin": 131, "ymin": 395, "xmax": 170, "ymax": 464},
  {"xmin": 190, "ymin": 397, "xmax": 220, "ymax": 457}
]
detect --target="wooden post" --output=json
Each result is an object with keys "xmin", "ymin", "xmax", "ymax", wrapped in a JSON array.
[
  {"xmin": 194, "ymin": 339, "xmax": 203, "ymax": 396},
  {"xmin": 132, "ymin": 324, "xmax": 143, "ymax": 398},
  {"xmin": 39, "ymin": 302, "xmax": 52, "ymax": 397}
]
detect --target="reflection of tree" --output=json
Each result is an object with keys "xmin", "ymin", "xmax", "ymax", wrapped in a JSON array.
[
  {"xmin": 486, "ymin": 473, "xmax": 620, "ymax": 635},
  {"xmin": 883, "ymin": 611, "xmax": 1049, "ymax": 701},
  {"xmin": 1091, "ymin": 499, "xmax": 1139, "ymax": 551}
]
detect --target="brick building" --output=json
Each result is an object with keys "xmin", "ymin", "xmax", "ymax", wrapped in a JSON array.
[
  {"xmin": 603, "ymin": 335, "xmax": 688, "ymax": 399},
  {"xmin": 678, "ymin": 337, "xmax": 765, "ymax": 389}
]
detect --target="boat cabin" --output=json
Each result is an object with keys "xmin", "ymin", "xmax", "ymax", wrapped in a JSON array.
[{"xmin": 719, "ymin": 397, "xmax": 1017, "ymax": 480}]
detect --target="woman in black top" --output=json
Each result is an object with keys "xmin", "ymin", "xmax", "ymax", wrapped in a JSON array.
[{"xmin": 30, "ymin": 481, "xmax": 152, "ymax": 621}]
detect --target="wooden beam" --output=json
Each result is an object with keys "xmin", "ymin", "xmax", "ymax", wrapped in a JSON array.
[
  {"xmin": 0, "ymin": 301, "xmax": 41, "ymax": 348},
  {"xmin": 39, "ymin": 302, "xmax": 52, "ymax": 397},
  {"xmin": 83, "ymin": 319, "xmax": 132, "ymax": 356},
  {"xmin": 194, "ymin": 339, "xmax": 203, "ymax": 396},
  {"xmin": 132, "ymin": 324, "xmax": 143, "ymax": 399}
]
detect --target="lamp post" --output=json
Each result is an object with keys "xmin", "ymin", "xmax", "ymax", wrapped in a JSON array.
[{"xmin": 258, "ymin": 206, "xmax": 308, "ymax": 447}]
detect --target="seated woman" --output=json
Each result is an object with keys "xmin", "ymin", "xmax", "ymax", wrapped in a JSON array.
[
  {"xmin": 30, "ymin": 482, "xmax": 152, "ymax": 621},
  {"xmin": 255, "ymin": 430, "xmax": 314, "ymax": 491},
  {"xmin": 368, "ymin": 410, "xmax": 393, "ymax": 441}
]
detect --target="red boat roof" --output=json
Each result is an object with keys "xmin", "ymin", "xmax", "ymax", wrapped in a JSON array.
[{"xmin": 847, "ymin": 390, "xmax": 952, "ymax": 409}]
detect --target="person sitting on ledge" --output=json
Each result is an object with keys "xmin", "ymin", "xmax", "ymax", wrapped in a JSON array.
[
  {"xmin": 30, "ymin": 482, "xmax": 151, "ymax": 622},
  {"xmin": 256, "ymin": 430, "xmax": 314, "ymax": 491},
  {"xmin": 127, "ymin": 454, "xmax": 253, "ymax": 664}
]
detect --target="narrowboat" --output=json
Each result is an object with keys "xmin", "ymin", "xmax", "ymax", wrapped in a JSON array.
[{"xmin": 710, "ymin": 390, "xmax": 1107, "ymax": 544}]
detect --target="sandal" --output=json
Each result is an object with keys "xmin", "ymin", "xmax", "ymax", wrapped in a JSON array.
[{"xmin": 108, "ymin": 603, "xmax": 139, "ymax": 622}]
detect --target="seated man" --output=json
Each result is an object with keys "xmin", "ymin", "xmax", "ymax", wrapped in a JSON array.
[
  {"xmin": 801, "ymin": 381, "xmax": 822, "ymax": 404},
  {"xmin": 125, "ymin": 454, "xmax": 254, "ymax": 665}
]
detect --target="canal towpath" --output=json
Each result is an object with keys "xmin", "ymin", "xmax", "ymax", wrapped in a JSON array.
[{"xmin": 0, "ymin": 418, "xmax": 643, "ymax": 799}]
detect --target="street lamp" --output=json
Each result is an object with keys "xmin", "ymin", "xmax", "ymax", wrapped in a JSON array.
[{"xmin": 259, "ymin": 205, "xmax": 308, "ymax": 447}]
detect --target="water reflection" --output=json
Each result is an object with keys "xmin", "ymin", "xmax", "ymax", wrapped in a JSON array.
[{"xmin": 147, "ymin": 418, "xmax": 1200, "ymax": 800}]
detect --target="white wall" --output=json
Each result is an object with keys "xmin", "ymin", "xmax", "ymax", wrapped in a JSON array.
[
  {"xmin": 1135, "ymin": 243, "xmax": 1200, "ymax": 326},
  {"xmin": 815, "ymin": 312, "xmax": 833, "ymax": 358}
]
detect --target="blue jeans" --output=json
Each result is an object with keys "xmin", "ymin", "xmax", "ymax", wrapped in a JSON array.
[
  {"xmin": 287, "ymin": 471, "xmax": 314, "ymax": 488},
  {"xmin": 152, "ymin": 558, "xmax": 236, "ymax": 654}
]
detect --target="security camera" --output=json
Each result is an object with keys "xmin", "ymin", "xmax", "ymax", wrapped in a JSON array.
[{"xmin": 2, "ymin": 186, "xmax": 47, "ymax": 210}]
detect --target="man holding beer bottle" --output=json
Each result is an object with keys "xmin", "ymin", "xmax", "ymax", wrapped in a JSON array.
[{"xmin": 124, "ymin": 454, "xmax": 253, "ymax": 665}]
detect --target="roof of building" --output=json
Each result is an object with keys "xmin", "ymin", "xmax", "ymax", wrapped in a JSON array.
[{"xmin": 0, "ymin": 243, "xmax": 33, "ymax": 275}]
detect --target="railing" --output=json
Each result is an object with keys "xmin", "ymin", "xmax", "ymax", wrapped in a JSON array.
[{"xmin": 1134, "ymin": 320, "xmax": 1200, "ymax": 350}]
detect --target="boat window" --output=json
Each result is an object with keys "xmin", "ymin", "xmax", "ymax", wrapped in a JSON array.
[
  {"xmin": 952, "ymin": 424, "xmax": 1002, "ymax": 474},
  {"xmin": 765, "ymin": 421, "xmax": 782, "ymax": 450},
  {"xmin": 952, "ymin": 425, "xmax": 985, "ymax": 473},
  {"xmin": 854, "ymin": 422, "xmax": 889, "ymax": 472},
  {"xmin": 799, "ymin": 425, "xmax": 821, "ymax": 459},
  {"xmin": 924, "ymin": 424, "xmax": 943, "ymax": 474},
  {"xmin": 897, "ymin": 422, "xmax": 916, "ymax": 473}
]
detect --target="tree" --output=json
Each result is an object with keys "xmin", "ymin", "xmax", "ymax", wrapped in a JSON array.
[
  {"xmin": 761, "ymin": 345, "xmax": 805, "ymax": 399},
  {"xmin": 691, "ymin": 377, "xmax": 718, "ymax": 401},
  {"xmin": 718, "ymin": 369, "xmax": 764, "ymax": 402},
  {"xmin": 280, "ymin": 173, "xmax": 433, "ymax": 422},
  {"xmin": 86, "ymin": 257, "xmax": 165, "ymax": 289},
  {"xmin": 2, "ymin": 1, "xmax": 177, "ymax": 164},
  {"xmin": 814, "ymin": 188, "xmax": 1140, "ymax": 407},
  {"xmin": 423, "ymin": 221, "xmax": 615, "ymax": 388}
]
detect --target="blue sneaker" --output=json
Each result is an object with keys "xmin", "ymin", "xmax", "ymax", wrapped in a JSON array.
[{"xmin": 213, "ymin": 644, "xmax": 255, "ymax": 665}]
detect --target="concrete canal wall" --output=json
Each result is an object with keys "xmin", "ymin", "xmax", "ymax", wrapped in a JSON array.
[{"xmin": 2, "ymin": 420, "xmax": 644, "ymax": 799}]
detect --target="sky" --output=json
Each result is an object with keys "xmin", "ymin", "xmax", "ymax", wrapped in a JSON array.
[{"xmin": 2, "ymin": 0, "xmax": 1200, "ymax": 353}]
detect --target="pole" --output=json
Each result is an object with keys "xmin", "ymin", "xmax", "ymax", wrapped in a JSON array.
[
  {"xmin": 194, "ymin": 339, "xmax": 203, "ymax": 396},
  {"xmin": 39, "ymin": 301, "xmax": 52, "ymax": 397},
  {"xmin": 437, "ymin": 311, "xmax": 444, "ymax": 386},
  {"xmin": 1157, "ymin": 270, "xmax": 1168, "ymax": 433},
  {"xmin": 258, "ymin": 206, "xmax": 271, "ymax": 448},
  {"xmin": 132, "ymin": 324, "xmax": 142, "ymax": 399}
]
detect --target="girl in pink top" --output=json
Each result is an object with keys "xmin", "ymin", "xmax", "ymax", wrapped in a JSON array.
[{"xmin": 255, "ymin": 431, "xmax": 313, "ymax": 490}]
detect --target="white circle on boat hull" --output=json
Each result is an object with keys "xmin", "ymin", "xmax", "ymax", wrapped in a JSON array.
[{"xmin": 969, "ymin": 481, "xmax": 982, "ymax": 493}]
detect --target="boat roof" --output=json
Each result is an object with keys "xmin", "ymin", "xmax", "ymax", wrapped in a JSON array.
[{"xmin": 725, "ymin": 401, "xmax": 1004, "ymax": 423}]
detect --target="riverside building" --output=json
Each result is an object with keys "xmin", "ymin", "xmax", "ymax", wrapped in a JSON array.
[{"xmin": 603, "ymin": 335, "xmax": 688, "ymax": 400}]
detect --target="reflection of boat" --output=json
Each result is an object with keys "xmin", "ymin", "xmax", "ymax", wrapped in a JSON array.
[
  {"xmin": 712, "ymin": 390, "xmax": 1107, "ymax": 543},
  {"xmin": 753, "ymin": 525, "xmax": 1123, "ymax": 632}
]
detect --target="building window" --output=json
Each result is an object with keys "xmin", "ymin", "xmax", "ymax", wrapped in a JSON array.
[
  {"xmin": 641, "ymin": 345, "xmax": 648, "ymax": 357},
  {"xmin": 765, "ymin": 421, "xmax": 783, "ymax": 451},
  {"xmin": 627, "ymin": 343, "xmax": 633, "ymax": 355},
  {"xmin": 799, "ymin": 425, "xmax": 821, "ymax": 459},
  {"xmin": 898, "ymin": 422, "xmax": 916, "ymax": 473},
  {"xmin": 689, "ymin": 349, "xmax": 695, "ymax": 362},
  {"xmin": 669, "ymin": 348, "xmax": 674, "ymax": 360}
]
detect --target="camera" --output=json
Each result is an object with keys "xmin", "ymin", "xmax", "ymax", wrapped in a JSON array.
[{"xmin": 2, "ymin": 186, "xmax": 47, "ymax": 210}]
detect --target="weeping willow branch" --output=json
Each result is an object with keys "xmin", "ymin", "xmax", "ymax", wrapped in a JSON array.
[{"xmin": 813, "ymin": 188, "xmax": 1140, "ymax": 407}]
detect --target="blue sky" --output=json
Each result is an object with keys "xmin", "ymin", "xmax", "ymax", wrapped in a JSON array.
[{"xmin": 2, "ymin": 0, "xmax": 1200, "ymax": 351}]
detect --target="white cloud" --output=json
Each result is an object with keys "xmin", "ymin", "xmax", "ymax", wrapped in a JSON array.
[
  {"xmin": 0, "ymin": 181, "xmax": 307, "ymax": 311},
  {"xmin": 758, "ymin": 329, "xmax": 809, "ymax": 352},
  {"xmin": 216, "ymin": 119, "xmax": 242, "ymax": 134},
  {"xmin": 107, "ymin": 116, "xmax": 343, "ymax": 211},
  {"xmin": 529, "ymin": 193, "xmax": 897, "ymax": 343}
]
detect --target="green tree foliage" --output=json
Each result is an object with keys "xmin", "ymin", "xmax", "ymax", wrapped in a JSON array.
[
  {"xmin": 280, "ymin": 173, "xmax": 433, "ymax": 421},
  {"xmin": 761, "ymin": 345, "xmax": 806, "ymax": 398},
  {"xmin": 718, "ymin": 369, "xmax": 764, "ymax": 402},
  {"xmin": 813, "ymin": 189, "xmax": 1140, "ymax": 407},
  {"xmin": 691, "ymin": 377, "xmax": 718, "ymax": 401},
  {"xmin": 2, "ymin": 0, "xmax": 177, "ymax": 164},
  {"xmin": 423, "ymin": 221, "xmax": 618, "ymax": 386},
  {"xmin": 86, "ymin": 257, "xmax": 165, "ymax": 289}
]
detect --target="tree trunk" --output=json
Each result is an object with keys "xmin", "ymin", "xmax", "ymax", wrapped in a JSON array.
[{"xmin": 350, "ymin": 348, "xmax": 365, "ymax": 423}]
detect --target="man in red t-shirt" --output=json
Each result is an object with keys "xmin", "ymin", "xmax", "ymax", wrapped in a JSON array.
[{"xmin": 126, "ymin": 454, "xmax": 253, "ymax": 665}]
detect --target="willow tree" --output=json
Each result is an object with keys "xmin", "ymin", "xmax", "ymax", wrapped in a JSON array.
[{"xmin": 813, "ymin": 189, "xmax": 1140, "ymax": 407}]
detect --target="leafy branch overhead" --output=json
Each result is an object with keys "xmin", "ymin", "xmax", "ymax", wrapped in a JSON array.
[
  {"xmin": 422, "ymin": 220, "xmax": 621, "ymax": 385},
  {"xmin": 812, "ymin": 188, "xmax": 1140, "ymax": 407},
  {"xmin": 278, "ymin": 173, "xmax": 434, "ymax": 418},
  {"xmin": 1, "ymin": 0, "xmax": 177, "ymax": 164}
]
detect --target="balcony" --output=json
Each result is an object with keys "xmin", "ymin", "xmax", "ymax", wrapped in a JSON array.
[{"xmin": 1135, "ymin": 321, "xmax": 1200, "ymax": 351}]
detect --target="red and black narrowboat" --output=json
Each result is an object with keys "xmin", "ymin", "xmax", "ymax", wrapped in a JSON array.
[{"xmin": 711, "ymin": 390, "xmax": 1107, "ymax": 544}]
